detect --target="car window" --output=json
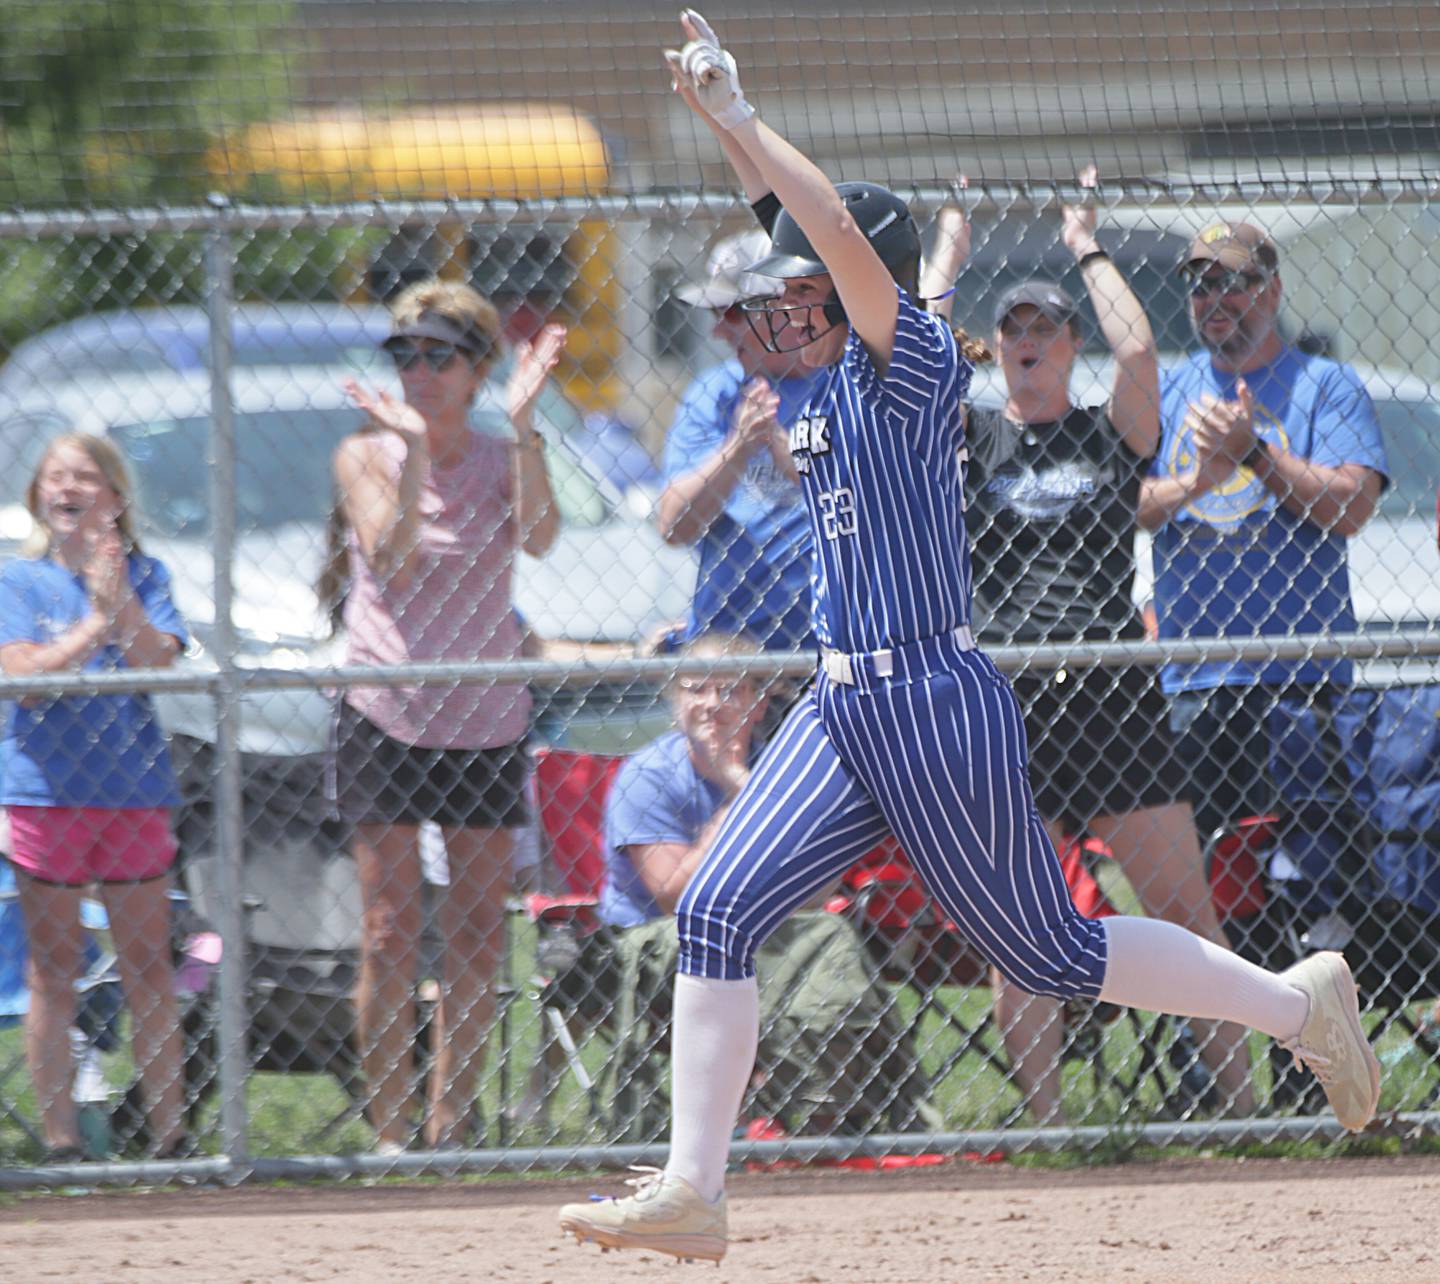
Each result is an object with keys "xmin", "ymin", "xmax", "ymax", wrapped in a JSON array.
[
  {"xmin": 1374, "ymin": 397, "xmax": 1440, "ymax": 518},
  {"xmin": 229, "ymin": 339, "xmax": 389, "ymax": 372},
  {"xmin": 0, "ymin": 336, "xmax": 175, "ymax": 392},
  {"xmin": 470, "ymin": 372, "xmax": 609, "ymax": 527},
  {"xmin": 2, "ymin": 322, "xmax": 390, "ymax": 393},
  {"xmin": 111, "ymin": 408, "xmax": 358, "ymax": 537},
  {"xmin": 111, "ymin": 400, "xmax": 613, "ymax": 539},
  {"xmin": 544, "ymin": 447, "xmax": 611, "ymax": 527}
]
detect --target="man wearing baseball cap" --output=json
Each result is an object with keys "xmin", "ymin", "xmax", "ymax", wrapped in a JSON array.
[
  {"xmin": 655, "ymin": 227, "xmax": 818, "ymax": 654},
  {"xmin": 1138, "ymin": 220, "xmax": 1390, "ymax": 999}
]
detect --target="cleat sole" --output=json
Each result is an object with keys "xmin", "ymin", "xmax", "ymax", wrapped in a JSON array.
[{"xmin": 557, "ymin": 1215, "xmax": 725, "ymax": 1264}]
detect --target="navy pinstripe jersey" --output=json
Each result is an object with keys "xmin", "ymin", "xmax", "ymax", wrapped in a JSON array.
[{"xmin": 788, "ymin": 289, "xmax": 975, "ymax": 652}]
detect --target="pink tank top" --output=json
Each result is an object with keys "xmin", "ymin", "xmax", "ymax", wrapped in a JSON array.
[{"xmin": 342, "ymin": 430, "xmax": 531, "ymax": 749}]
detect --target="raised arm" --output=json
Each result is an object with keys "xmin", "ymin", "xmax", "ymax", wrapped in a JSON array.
[
  {"xmin": 335, "ymin": 384, "xmax": 429, "ymax": 591},
  {"xmin": 920, "ymin": 177, "xmax": 972, "ymax": 325},
  {"xmin": 666, "ymin": 11, "xmax": 900, "ymax": 367},
  {"xmin": 507, "ymin": 324, "xmax": 565, "ymax": 558},
  {"xmin": 1060, "ymin": 165, "xmax": 1159, "ymax": 458},
  {"xmin": 666, "ymin": 44, "xmax": 770, "ymax": 206}
]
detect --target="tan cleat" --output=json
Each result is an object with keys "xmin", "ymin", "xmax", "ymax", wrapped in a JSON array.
[
  {"xmin": 1278, "ymin": 952, "xmax": 1382, "ymax": 1131},
  {"xmin": 559, "ymin": 1166, "xmax": 727, "ymax": 1264}
]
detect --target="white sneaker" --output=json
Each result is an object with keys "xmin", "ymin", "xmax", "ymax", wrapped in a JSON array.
[
  {"xmin": 559, "ymin": 1166, "xmax": 727, "ymax": 1263},
  {"xmin": 1278, "ymin": 952, "xmax": 1382, "ymax": 1131}
]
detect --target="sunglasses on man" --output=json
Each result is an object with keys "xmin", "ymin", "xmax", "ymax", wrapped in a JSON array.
[
  {"xmin": 387, "ymin": 341, "xmax": 478, "ymax": 372},
  {"xmin": 1186, "ymin": 269, "xmax": 1271, "ymax": 299}
]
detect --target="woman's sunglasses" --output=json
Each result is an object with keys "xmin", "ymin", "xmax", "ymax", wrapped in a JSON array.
[{"xmin": 387, "ymin": 342, "xmax": 474, "ymax": 372}]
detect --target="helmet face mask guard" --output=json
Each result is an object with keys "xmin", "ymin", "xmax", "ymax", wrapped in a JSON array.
[
  {"xmin": 739, "ymin": 291, "xmax": 845, "ymax": 354},
  {"xmin": 739, "ymin": 181, "xmax": 922, "ymax": 355}
]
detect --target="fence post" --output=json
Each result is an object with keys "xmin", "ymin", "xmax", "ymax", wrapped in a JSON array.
[{"xmin": 204, "ymin": 193, "xmax": 250, "ymax": 1166}]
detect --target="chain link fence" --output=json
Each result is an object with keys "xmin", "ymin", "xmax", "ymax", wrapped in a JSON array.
[{"xmin": 0, "ymin": 179, "xmax": 1437, "ymax": 1190}]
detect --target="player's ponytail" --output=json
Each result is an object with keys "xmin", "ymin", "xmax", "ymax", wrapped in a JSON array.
[{"xmin": 951, "ymin": 326, "xmax": 993, "ymax": 365}]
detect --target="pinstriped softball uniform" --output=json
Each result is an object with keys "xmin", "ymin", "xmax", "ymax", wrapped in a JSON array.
[
  {"xmin": 677, "ymin": 292, "xmax": 1109, "ymax": 1000},
  {"xmin": 793, "ymin": 295, "xmax": 974, "ymax": 653}
]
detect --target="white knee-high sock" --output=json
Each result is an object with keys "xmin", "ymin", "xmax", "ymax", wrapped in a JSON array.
[
  {"xmin": 664, "ymin": 973, "xmax": 759, "ymax": 1204},
  {"xmin": 1099, "ymin": 916, "xmax": 1308, "ymax": 1041}
]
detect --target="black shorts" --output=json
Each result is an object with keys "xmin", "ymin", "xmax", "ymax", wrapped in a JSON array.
[
  {"xmin": 1011, "ymin": 663, "xmax": 1190, "ymax": 830},
  {"xmin": 329, "ymin": 700, "xmax": 530, "ymax": 829},
  {"xmin": 1164, "ymin": 683, "xmax": 1337, "ymax": 840}
]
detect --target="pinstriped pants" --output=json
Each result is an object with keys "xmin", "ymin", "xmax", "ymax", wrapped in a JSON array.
[{"xmin": 676, "ymin": 636, "xmax": 1110, "ymax": 1000}]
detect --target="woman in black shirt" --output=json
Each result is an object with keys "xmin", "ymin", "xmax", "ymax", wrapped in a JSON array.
[{"xmin": 923, "ymin": 170, "xmax": 1254, "ymax": 1123}]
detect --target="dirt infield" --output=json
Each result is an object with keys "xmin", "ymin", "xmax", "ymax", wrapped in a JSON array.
[{"xmin": 4, "ymin": 1155, "xmax": 1437, "ymax": 1282}]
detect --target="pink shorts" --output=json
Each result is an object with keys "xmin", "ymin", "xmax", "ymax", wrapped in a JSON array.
[{"xmin": 6, "ymin": 806, "xmax": 177, "ymax": 887}]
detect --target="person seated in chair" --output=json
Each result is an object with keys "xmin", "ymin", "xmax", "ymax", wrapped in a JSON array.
[{"xmin": 598, "ymin": 630, "xmax": 934, "ymax": 1137}]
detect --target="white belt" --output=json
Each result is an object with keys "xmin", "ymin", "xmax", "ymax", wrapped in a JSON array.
[
  {"xmin": 820, "ymin": 625, "xmax": 975, "ymax": 687},
  {"xmin": 820, "ymin": 649, "xmax": 875, "ymax": 686}
]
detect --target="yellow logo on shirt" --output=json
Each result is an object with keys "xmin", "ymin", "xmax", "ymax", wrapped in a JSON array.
[{"xmin": 1166, "ymin": 400, "xmax": 1290, "ymax": 528}]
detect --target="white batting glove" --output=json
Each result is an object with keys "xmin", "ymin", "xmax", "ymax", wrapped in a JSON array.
[{"xmin": 674, "ymin": 10, "xmax": 755, "ymax": 130}]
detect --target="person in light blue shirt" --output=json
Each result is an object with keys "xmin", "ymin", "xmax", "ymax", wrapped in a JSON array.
[
  {"xmin": 656, "ymin": 229, "xmax": 818, "ymax": 653},
  {"xmin": 0, "ymin": 434, "xmax": 189, "ymax": 1162},
  {"xmin": 593, "ymin": 629, "xmax": 932, "ymax": 1139},
  {"xmin": 1139, "ymin": 221, "xmax": 1389, "ymax": 838},
  {"xmin": 0, "ymin": 554, "xmax": 185, "ymax": 810},
  {"xmin": 599, "ymin": 632, "xmax": 766, "ymax": 928}
]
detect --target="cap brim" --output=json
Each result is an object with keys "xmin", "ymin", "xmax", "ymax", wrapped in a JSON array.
[
  {"xmin": 1181, "ymin": 247, "xmax": 1259, "ymax": 274},
  {"xmin": 674, "ymin": 280, "xmax": 744, "ymax": 307},
  {"xmin": 993, "ymin": 285, "xmax": 1077, "ymax": 328},
  {"xmin": 383, "ymin": 315, "xmax": 491, "ymax": 355},
  {"xmin": 995, "ymin": 303, "xmax": 1074, "ymax": 328}
]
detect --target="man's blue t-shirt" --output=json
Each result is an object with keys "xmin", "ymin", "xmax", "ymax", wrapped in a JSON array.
[
  {"xmin": 1149, "ymin": 347, "xmax": 1389, "ymax": 693},
  {"xmin": 0, "ymin": 554, "xmax": 188, "ymax": 808},
  {"xmin": 598, "ymin": 730, "xmax": 729, "ymax": 928},
  {"xmin": 663, "ymin": 361, "xmax": 817, "ymax": 651}
]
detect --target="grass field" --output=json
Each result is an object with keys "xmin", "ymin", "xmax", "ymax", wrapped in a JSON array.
[{"xmin": 3, "ymin": 899, "xmax": 1438, "ymax": 1169}]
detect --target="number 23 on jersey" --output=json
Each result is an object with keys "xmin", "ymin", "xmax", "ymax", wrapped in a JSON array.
[{"xmin": 816, "ymin": 487, "xmax": 857, "ymax": 540}]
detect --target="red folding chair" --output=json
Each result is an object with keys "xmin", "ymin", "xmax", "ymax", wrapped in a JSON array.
[
  {"xmin": 526, "ymin": 746, "xmax": 625, "ymax": 927},
  {"xmin": 829, "ymin": 833, "xmax": 1115, "ymax": 991},
  {"xmin": 827, "ymin": 834, "xmax": 1174, "ymax": 1118},
  {"xmin": 1208, "ymin": 815, "xmax": 1279, "ymax": 926},
  {"xmin": 503, "ymin": 748, "xmax": 626, "ymax": 1131},
  {"xmin": 1204, "ymin": 814, "xmax": 1307, "ymax": 978}
]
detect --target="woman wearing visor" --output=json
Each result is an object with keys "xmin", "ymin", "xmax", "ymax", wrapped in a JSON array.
[{"xmin": 327, "ymin": 278, "xmax": 563, "ymax": 1152}]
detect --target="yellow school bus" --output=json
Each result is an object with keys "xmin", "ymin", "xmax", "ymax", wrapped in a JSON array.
[{"xmin": 212, "ymin": 104, "xmax": 621, "ymax": 411}]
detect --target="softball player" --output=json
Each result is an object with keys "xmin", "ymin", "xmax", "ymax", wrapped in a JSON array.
[{"xmin": 560, "ymin": 13, "xmax": 1381, "ymax": 1264}]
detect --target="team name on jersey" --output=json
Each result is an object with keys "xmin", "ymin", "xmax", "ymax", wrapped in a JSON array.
[{"xmin": 788, "ymin": 414, "xmax": 831, "ymax": 475}]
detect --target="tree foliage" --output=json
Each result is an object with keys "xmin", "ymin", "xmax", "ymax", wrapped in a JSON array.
[
  {"xmin": 0, "ymin": 0, "xmax": 296, "ymax": 207},
  {"xmin": 0, "ymin": 3, "xmax": 370, "ymax": 354}
]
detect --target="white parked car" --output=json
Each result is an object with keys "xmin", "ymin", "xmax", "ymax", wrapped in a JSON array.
[
  {"xmin": 0, "ymin": 364, "xmax": 695, "ymax": 755},
  {"xmin": 966, "ymin": 356, "xmax": 1440, "ymax": 686}
]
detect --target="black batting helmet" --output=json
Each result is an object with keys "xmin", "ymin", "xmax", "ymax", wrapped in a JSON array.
[{"xmin": 741, "ymin": 182, "xmax": 921, "ymax": 351}]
